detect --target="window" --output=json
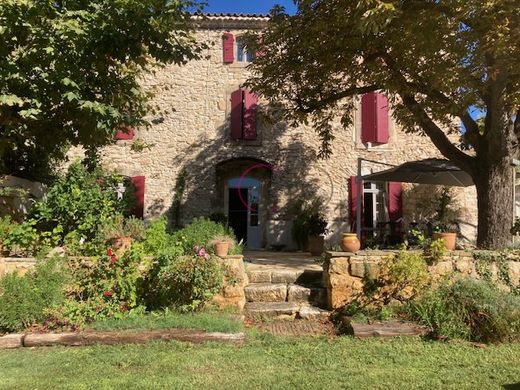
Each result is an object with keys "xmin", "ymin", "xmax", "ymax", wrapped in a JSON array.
[
  {"xmin": 230, "ymin": 88, "xmax": 258, "ymax": 140},
  {"xmin": 236, "ymin": 37, "xmax": 254, "ymax": 63},
  {"xmin": 361, "ymin": 92, "xmax": 389, "ymax": 145}
]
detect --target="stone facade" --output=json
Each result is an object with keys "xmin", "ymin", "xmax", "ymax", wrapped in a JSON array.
[
  {"xmin": 323, "ymin": 251, "xmax": 520, "ymax": 310},
  {"xmin": 69, "ymin": 14, "xmax": 478, "ymax": 249}
]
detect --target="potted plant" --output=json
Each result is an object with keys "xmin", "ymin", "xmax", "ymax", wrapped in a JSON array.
[
  {"xmin": 307, "ymin": 212, "xmax": 328, "ymax": 256},
  {"xmin": 101, "ymin": 215, "xmax": 145, "ymax": 251},
  {"xmin": 209, "ymin": 234, "xmax": 235, "ymax": 258},
  {"xmin": 432, "ymin": 187, "xmax": 457, "ymax": 250}
]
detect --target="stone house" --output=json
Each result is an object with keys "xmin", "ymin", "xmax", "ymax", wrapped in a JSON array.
[{"xmin": 72, "ymin": 13, "xmax": 478, "ymax": 250}]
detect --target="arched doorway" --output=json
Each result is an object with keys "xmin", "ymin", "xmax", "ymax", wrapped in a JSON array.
[{"xmin": 215, "ymin": 158, "xmax": 272, "ymax": 249}]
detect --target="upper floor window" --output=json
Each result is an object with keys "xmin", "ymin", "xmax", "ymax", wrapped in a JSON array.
[{"xmin": 236, "ymin": 37, "xmax": 254, "ymax": 63}]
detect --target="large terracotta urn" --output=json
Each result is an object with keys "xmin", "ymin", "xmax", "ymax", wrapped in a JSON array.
[
  {"xmin": 341, "ymin": 233, "xmax": 361, "ymax": 252},
  {"xmin": 432, "ymin": 232, "xmax": 457, "ymax": 251}
]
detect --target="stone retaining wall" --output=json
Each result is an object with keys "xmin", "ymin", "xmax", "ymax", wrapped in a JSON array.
[
  {"xmin": 323, "ymin": 250, "xmax": 520, "ymax": 310},
  {"xmin": 0, "ymin": 255, "xmax": 248, "ymax": 311}
]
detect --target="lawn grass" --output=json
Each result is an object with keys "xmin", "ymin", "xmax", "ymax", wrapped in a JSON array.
[
  {"xmin": 0, "ymin": 332, "xmax": 519, "ymax": 389},
  {"xmin": 88, "ymin": 309, "xmax": 243, "ymax": 334}
]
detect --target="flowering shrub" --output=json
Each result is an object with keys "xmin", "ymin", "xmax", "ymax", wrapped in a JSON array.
[
  {"xmin": 52, "ymin": 247, "xmax": 143, "ymax": 326},
  {"xmin": 144, "ymin": 245, "xmax": 223, "ymax": 311}
]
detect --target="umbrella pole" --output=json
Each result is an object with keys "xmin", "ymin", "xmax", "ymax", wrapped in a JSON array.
[{"xmin": 356, "ymin": 158, "xmax": 362, "ymax": 242}]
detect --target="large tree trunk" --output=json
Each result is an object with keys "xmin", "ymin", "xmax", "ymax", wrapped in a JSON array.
[{"xmin": 473, "ymin": 159, "xmax": 515, "ymax": 249}]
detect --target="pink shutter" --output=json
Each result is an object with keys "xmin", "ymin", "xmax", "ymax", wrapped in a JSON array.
[
  {"xmin": 388, "ymin": 182, "xmax": 403, "ymax": 221},
  {"xmin": 231, "ymin": 89, "xmax": 243, "ymax": 140},
  {"xmin": 243, "ymin": 90, "xmax": 258, "ymax": 140},
  {"xmin": 223, "ymin": 33, "xmax": 235, "ymax": 64},
  {"xmin": 131, "ymin": 176, "xmax": 145, "ymax": 218},
  {"xmin": 376, "ymin": 93, "xmax": 389, "ymax": 144},
  {"xmin": 349, "ymin": 176, "xmax": 364, "ymax": 231},
  {"xmin": 115, "ymin": 126, "xmax": 134, "ymax": 140},
  {"xmin": 361, "ymin": 92, "xmax": 389, "ymax": 144}
]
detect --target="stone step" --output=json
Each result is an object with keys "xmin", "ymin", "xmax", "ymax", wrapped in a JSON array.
[
  {"xmin": 287, "ymin": 284, "xmax": 327, "ymax": 306},
  {"xmin": 245, "ymin": 283, "xmax": 287, "ymax": 303},
  {"xmin": 245, "ymin": 302, "xmax": 331, "ymax": 321},
  {"xmin": 247, "ymin": 269, "xmax": 323, "ymax": 285}
]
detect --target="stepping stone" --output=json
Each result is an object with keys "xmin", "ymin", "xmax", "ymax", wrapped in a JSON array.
[
  {"xmin": 0, "ymin": 334, "xmax": 24, "ymax": 349},
  {"xmin": 245, "ymin": 302, "xmax": 300, "ymax": 318},
  {"xmin": 271, "ymin": 269, "xmax": 301, "ymax": 284},
  {"xmin": 298, "ymin": 305, "xmax": 331, "ymax": 321},
  {"xmin": 346, "ymin": 321, "xmax": 428, "ymax": 338},
  {"xmin": 294, "ymin": 270, "xmax": 323, "ymax": 285},
  {"xmin": 247, "ymin": 270, "xmax": 272, "ymax": 283},
  {"xmin": 245, "ymin": 283, "xmax": 287, "ymax": 302},
  {"xmin": 287, "ymin": 284, "xmax": 326, "ymax": 305},
  {"xmin": 262, "ymin": 320, "xmax": 333, "ymax": 336}
]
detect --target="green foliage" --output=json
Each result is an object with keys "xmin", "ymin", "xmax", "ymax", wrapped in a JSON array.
[
  {"xmin": 473, "ymin": 250, "xmax": 520, "ymax": 295},
  {"xmin": 145, "ymin": 253, "xmax": 224, "ymax": 312},
  {"xmin": 3, "ymin": 220, "xmax": 38, "ymax": 256},
  {"xmin": 0, "ymin": 216, "xmax": 12, "ymax": 242},
  {"xmin": 0, "ymin": 0, "xmax": 206, "ymax": 179},
  {"xmin": 0, "ymin": 256, "xmax": 68, "ymax": 332},
  {"xmin": 407, "ymin": 278, "xmax": 520, "ymax": 343},
  {"xmin": 58, "ymin": 247, "xmax": 143, "ymax": 326},
  {"xmin": 100, "ymin": 214, "xmax": 145, "ymax": 241},
  {"xmin": 30, "ymin": 162, "xmax": 134, "ymax": 255},
  {"xmin": 425, "ymin": 239, "xmax": 447, "ymax": 264},
  {"xmin": 291, "ymin": 197, "xmax": 327, "ymax": 249},
  {"xmin": 171, "ymin": 217, "xmax": 241, "ymax": 256},
  {"xmin": 143, "ymin": 217, "xmax": 171, "ymax": 255}
]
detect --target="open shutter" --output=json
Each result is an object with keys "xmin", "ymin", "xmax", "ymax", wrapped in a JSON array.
[
  {"xmin": 243, "ymin": 90, "xmax": 258, "ymax": 140},
  {"xmin": 230, "ymin": 89, "xmax": 243, "ymax": 140},
  {"xmin": 361, "ymin": 92, "xmax": 389, "ymax": 144},
  {"xmin": 115, "ymin": 126, "xmax": 134, "ymax": 140},
  {"xmin": 349, "ymin": 176, "xmax": 364, "ymax": 231},
  {"xmin": 223, "ymin": 33, "xmax": 235, "ymax": 64},
  {"xmin": 131, "ymin": 176, "xmax": 145, "ymax": 218},
  {"xmin": 388, "ymin": 182, "xmax": 403, "ymax": 221}
]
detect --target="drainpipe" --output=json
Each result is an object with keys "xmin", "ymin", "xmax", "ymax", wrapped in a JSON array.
[{"xmin": 356, "ymin": 157, "xmax": 363, "ymax": 241}]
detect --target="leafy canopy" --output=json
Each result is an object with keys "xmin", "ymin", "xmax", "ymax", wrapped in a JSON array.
[
  {"xmin": 0, "ymin": 0, "xmax": 206, "ymax": 179},
  {"xmin": 247, "ymin": 0, "xmax": 520, "ymax": 167}
]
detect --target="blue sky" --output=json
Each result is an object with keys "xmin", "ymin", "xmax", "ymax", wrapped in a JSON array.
[{"xmin": 204, "ymin": 0, "xmax": 297, "ymax": 15}]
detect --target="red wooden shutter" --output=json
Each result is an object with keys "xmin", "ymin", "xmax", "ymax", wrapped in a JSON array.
[
  {"xmin": 223, "ymin": 33, "xmax": 235, "ymax": 64},
  {"xmin": 131, "ymin": 176, "xmax": 145, "ymax": 218},
  {"xmin": 243, "ymin": 90, "xmax": 258, "ymax": 140},
  {"xmin": 349, "ymin": 176, "xmax": 364, "ymax": 231},
  {"xmin": 361, "ymin": 92, "xmax": 389, "ymax": 144},
  {"xmin": 231, "ymin": 89, "xmax": 243, "ymax": 140},
  {"xmin": 388, "ymin": 182, "xmax": 403, "ymax": 221},
  {"xmin": 115, "ymin": 126, "xmax": 134, "ymax": 140}
]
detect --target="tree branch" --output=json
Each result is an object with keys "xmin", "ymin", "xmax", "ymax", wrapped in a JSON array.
[
  {"xmin": 295, "ymin": 85, "xmax": 378, "ymax": 113},
  {"xmin": 401, "ymin": 94, "xmax": 475, "ymax": 173}
]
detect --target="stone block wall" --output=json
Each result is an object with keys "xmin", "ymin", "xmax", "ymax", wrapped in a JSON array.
[
  {"xmin": 0, "ymin": 255, "xmax": 248, "ymax": 311},
  {"xmin": 323, "ymin": 250, "xmax": 520, "ymax": 310}
]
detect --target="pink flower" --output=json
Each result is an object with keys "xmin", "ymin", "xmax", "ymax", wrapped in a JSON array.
[
  {"xmin": 103, "ymin": 291, "xmax": 113, "ymax": 298},
  {"xmin": 106, "ymin": 248, "xmax": 114, "ymax": 257}
]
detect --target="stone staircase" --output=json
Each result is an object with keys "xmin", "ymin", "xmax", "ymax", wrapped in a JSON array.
[{"xmin": 244, "ymin": 267, "xmax": 331, "ymax": 321}]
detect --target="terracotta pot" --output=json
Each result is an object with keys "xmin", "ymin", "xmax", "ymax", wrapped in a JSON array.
[
  {"xmin": 433, "ymin": 232, "xmax": 457, "ymax": 251},
  {"xmin": 215, "ymin": 241, "xmax": 229, "ymax": 258},
  {"xmin": 110, "ymin": 236, "xmax": 133, "ymax": 252},
  {"xmin": 341, "ymin": 233, "xmax": 361, "ymax": 252},
  {"xmin": 308, "ymin": 235, "xmax": 325, "ymax": 256}
]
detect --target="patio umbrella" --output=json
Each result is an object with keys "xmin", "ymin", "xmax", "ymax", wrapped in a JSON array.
[{"xmin": 362, "ymin": 158, "xmax": 474, "ymax": 187}]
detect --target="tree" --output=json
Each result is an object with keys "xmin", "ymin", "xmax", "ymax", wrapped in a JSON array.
[
  {"xmin": 246, "ymin": 0, "xmax": 520, "ymax": 249},
  {"xmin": 0, "ymin": 0, "xmax": 205, "ymax": 180}
]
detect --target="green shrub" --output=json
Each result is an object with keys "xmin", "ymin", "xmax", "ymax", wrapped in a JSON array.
[
  {"xmin": 145, "ymin": 252, "xmax": 223, "ymax": 312},
  {"xmin": 59, "ymin": 247, "xmax": 143, "ymax": 326},
  {"xmin": 0, "ymin": 257, "xmax": 68, "ymax": 332},
  {"xmin": 0, "ymin": 216, "xmax": 13, "ymax": 243},
  {"xmin": 171, "ymin": 217, "xmax": 240, "ymax": 255},
  {"xmin": 143, "ymin": 217, "xmax": 171, "ymax": 255},
  {"xmin": 29, "ymin": 162, "xmax": 135, "ymax": 255},
  {"xmin": 407, "ymin": 278, "xmax": 520, "ymax": 342},
  {"xmin": 425, "ymin": 238, "xmax": 447, "ymax": 264}
]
